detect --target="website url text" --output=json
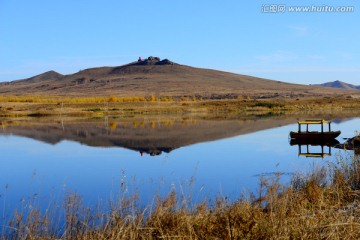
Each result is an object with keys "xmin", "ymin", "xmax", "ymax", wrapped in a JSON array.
[{"xmin": 262, "ymin": 5, "xmax": 355, "ymax": 13}]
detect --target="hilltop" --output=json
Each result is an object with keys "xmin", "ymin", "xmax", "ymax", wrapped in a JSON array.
[{"xmin": 0, "ymin": 57, "xmax": 358, "ymax": 98}]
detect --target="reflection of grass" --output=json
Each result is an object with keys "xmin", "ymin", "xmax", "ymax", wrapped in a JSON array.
[{"xmin": 3, "ymin": 154, "xmax": 360, "ymax": 239}]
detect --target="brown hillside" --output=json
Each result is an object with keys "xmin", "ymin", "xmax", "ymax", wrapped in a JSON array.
[{"xmin": 0, "ymin": 57, "xmax": 357, "ymax": 98}]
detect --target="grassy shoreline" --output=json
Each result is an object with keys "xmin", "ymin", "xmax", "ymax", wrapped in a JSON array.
[
  {"xmin": 2, "ymin": 152, "xmax": 360, "ymax": 239},
  {"xmin": 1, "ymin": 95, "xmax": 360, "ymax": 117}
]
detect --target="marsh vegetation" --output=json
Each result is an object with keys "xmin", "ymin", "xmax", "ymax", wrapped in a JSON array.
[{"xmin": 1, "ymin": 95, "xmax": 360, "ymax": 117}]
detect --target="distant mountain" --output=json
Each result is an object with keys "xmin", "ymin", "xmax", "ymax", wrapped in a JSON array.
[
  {"xmin": 0, "ymin": 57, "xmax": 358, "ymax": 98},
  {"xmin": 315, "ymin": 80, "xmax": 360, "ymax": 90}
]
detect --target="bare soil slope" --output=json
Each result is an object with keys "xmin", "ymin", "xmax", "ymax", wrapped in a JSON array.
[{"xmin": 0, "ymin": 57, "xmax": 357, "ymax": 98}]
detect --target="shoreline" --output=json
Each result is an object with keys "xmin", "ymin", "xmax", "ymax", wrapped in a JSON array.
[
  {"xmin": 1, "ymin": 95, "xmax": 360, "ymax": 117},
  {"xmin": 2, "ymin": 152, "xmax": 360, "ymax": 239}
]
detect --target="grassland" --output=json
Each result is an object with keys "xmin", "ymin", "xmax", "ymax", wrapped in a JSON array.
[
  {"xmin": 1, "ymin": 95, "xmax": 360, "ymax": 118},
  {"xmin": 2, "ymin": 151, "xmax": 360, "ymax": 239}
]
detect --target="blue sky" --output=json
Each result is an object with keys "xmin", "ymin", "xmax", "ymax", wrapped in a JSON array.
[{"xmin": 0, "ymin": 0, "xmax": 359, "ymax": 84}]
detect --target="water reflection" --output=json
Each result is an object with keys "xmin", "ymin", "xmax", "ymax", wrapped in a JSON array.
[
  {"xmin": 2, "ymin": 112, "xmax": 360, "ymax": 157},
  {"xmin": 2, "ymin": 112, "xmax": 360, "ymax": 231},
  {"xmin": 0, "ymin": 115, "xmax": 303, "ymax": 156},
  {"xmin": 290, "ymin": 138, "xmax": 340, "ymax": 158}
]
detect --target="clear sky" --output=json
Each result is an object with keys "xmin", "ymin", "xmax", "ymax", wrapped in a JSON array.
[{"xmin": 0, "ymin": 0, "xmax": 359, "ymax": 84}]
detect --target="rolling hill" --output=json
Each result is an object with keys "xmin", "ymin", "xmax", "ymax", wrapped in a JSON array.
[
  {"xmin": 0, "ymin": 57, "xmax": 357, "ymax": 98},
  {"xmin": 315, "ymin": 80, "xmax": 360, "ymax": 90}
]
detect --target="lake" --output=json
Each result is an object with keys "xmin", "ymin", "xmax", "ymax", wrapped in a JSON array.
[{"xmin": 1, "ymin": 111, "xmax": 360, "ymax": 228}]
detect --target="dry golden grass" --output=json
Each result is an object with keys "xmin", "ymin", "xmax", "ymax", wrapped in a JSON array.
[
  {"xmin": 2, "ymin": 153, "xmax": 360, "ymax": 239},
  {"xmin": 1, "ymin": 95, "xmax": 360, "ymax": 118}
]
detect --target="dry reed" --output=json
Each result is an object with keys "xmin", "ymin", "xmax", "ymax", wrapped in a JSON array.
[{"xmin": 1, "ymin": 153, "xmax": 360, "ymax": 239}]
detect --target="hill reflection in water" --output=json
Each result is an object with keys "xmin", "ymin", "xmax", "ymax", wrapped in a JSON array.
[
  {"xmin": 0, "ymin": 115, "xmax": 296, "ymax": 156},
  {"xmin": 1, "ymin": 111, "xmax": 359, "ymax": 156}
]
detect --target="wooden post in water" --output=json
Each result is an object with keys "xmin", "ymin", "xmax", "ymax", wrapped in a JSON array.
[{"xmin": 321, "ymin": 122, "xmax": 323, "ymax": 133}]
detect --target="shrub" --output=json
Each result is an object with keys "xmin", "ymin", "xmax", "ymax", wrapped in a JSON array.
[{"xmin": 108, "ymin": 96, "xmax": 117, "ymax": 102}]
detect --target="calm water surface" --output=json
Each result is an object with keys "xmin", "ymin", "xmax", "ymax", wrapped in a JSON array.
[{"xmin": 0, "ymin": 114, "xmax": 359, "ymax": 224}]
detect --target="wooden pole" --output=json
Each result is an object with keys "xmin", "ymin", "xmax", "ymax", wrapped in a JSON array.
[{"xmin": 321, "ymin": 122, "xmax": 323, "ymax": 133}]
